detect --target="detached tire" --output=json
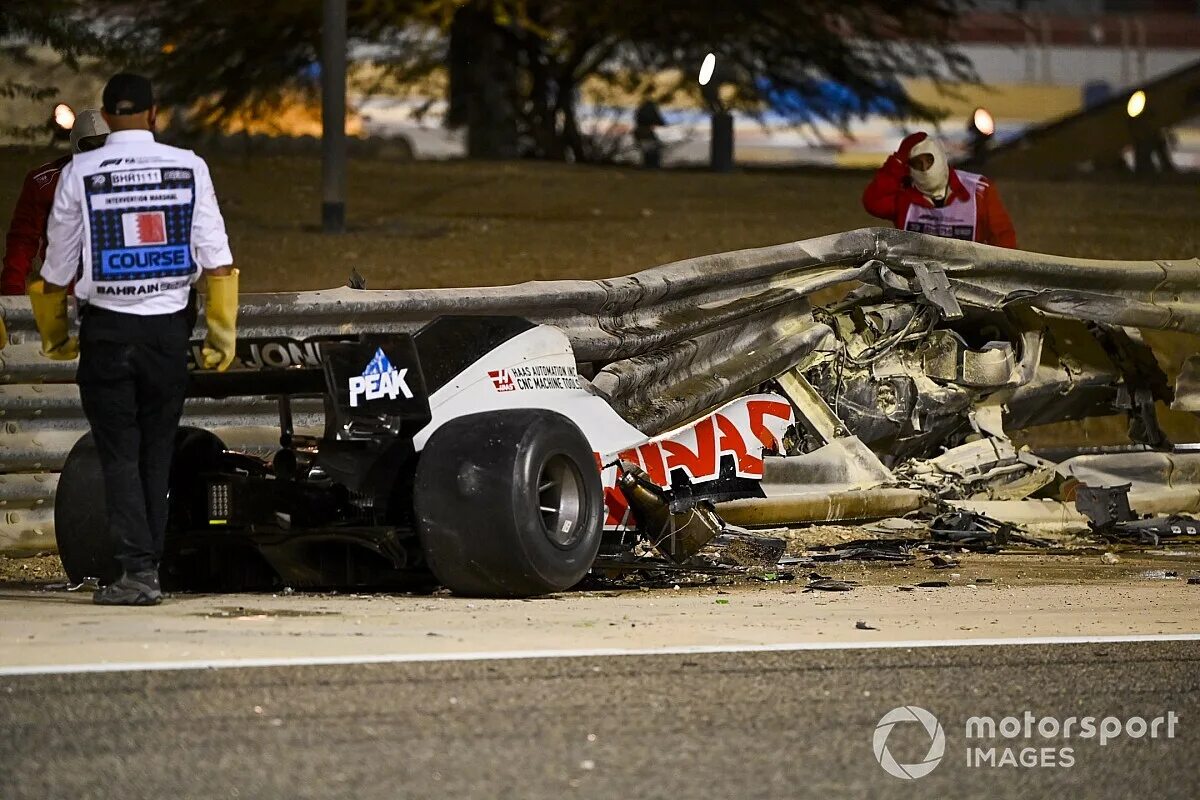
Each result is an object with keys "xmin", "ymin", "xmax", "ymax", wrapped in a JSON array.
[
  {"xmin": 55, "ymin": 426, "xmax": 225, "ymax": 585},
  {"xmin": 414, "ymin": 410, "xmax": 603, "ymax": 597}
]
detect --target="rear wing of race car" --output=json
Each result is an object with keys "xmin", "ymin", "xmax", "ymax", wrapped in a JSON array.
[
  {"xmin": 186, "ymin": 333, "xmax": 433, "ymax": 437},
  {"xmin": 184, "ymin": 316, "xmax": 543, "ymax": 441},
  {"xmin": 187, "ymin": 335, "xmax": 338, "ymax": 398}
]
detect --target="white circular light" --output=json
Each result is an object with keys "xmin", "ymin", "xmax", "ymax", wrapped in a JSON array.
[
  {"xmin": 53, "ymin": 103, "xmax": 75, "ymax": 130},
  {"xmin": 972, "ymin": 107, "xmax": 995, "ymax": 136},
  {"xmin": 1127, "ymin": 89, "xmax": 1146, "ymax": 118},
  {"xmin": 699, "ymin": 53, "xmax": 716, "ymax": 86}
]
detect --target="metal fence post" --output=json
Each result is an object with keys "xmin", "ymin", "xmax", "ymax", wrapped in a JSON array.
[{"xmin": 321, "ymin": 0, "xmax": 347, "ymax": 233}]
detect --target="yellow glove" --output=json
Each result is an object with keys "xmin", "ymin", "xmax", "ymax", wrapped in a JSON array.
[
  {"xmin": 27, "ymin": 279, "xmax": 78, "ymax": 360},
  {"xmin": 0, "ymin": 311, "xmax": 7, "ymax": 350},
  {"xmin": 201, "ymin": 268, "xmax": 238, "ymax": 371}
]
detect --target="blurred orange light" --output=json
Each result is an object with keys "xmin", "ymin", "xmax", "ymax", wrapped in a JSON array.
[
  {"xmin": 162, "ymin": 42, "xmax": 177, "ymax": 54},
  {"xmin": 53, "ymin": 103, "xmax": 75, "ymax": 130},
  {"xmin": 972, "ymin": 107, "xmax": 995, "ymax": 137},
  {"xmin": 1127, "ymin": 90, "xmax": 1146, "ymax": 118}
]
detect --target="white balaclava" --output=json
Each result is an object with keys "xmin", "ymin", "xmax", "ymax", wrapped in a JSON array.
[{"xmin": 909, "ymin": 136, "xmax": 950, "ymax": 200}]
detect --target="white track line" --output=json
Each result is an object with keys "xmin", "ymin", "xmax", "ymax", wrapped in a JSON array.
[{"xmin": 3, "ymin": 633, "xmax": 1199, "ymax": 676}]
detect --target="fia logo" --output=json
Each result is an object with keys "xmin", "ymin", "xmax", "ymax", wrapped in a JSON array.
[
  {"xmin": 348, "ymin": 348, "xmax": 412, "ymax": 407},
  {"xmin": 489, "ymin": 369, "xmax": 516, "ymax": 392}
]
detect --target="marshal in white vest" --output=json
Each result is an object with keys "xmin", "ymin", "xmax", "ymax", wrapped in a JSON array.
[{"xmin": 903, "ymin": 171, "xmax": 983, "ymax": 242}]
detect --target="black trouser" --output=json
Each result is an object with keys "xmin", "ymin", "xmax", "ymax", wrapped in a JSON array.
[{"xmin": 77, "ymin": 307, "xmax": 190, "ymax": 574}]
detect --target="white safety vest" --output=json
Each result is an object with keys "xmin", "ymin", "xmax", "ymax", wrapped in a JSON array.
[
  {"xmin": 903, "ymin": 170, "xmax": 982, "ymax": 242},
  {"xmin": 43, "ymin": 129, "xmax": 233, "ymax": 315}
]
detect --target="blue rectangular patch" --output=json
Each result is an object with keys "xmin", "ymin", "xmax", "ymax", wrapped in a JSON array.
[
  {"xmin": 85, "ymin": 167, "xmax": 196, "ymax": 283},
  {"xmin": 99, "ymin": 245, "xmax": 193, "ymax": 280}
]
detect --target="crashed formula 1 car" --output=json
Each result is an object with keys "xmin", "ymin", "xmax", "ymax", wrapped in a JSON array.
[{"xmin": 51, "ymin": 228, "xmax": 1200, "ymax": 596}]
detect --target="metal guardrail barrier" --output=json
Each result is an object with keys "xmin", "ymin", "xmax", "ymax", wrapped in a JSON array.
[{"xmin": 1, "ymin": 227, "xmax": 1197, "ymax": 555}]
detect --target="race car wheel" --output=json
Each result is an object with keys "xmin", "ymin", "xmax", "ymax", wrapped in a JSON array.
[
  {"xmin": 167, "ymin": 427, "xmax": 227, "ymax": 531},
  {"xmin": 56, "ymin": 432, "xmax": 119, "ymax": 585},
  {"xmin": 414, "ymin": 409, "xmax": 603, "ymax": 597},
  {"xmin": 56, "ymin": 426, "xmax": 225, "ymax": 585}
]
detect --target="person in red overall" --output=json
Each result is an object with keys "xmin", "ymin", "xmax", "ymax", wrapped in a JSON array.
[
  {"xmin": 862, "ymin": 132, "xmax": 1017, "ymax": 248},
  {"xmin": 1, "ymin": 110, "xmax": 110, "ymax": 295}
]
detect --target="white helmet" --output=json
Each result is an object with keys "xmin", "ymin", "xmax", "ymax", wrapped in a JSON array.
[
  {"xmin": 909, "ymin": 136, "xmax": 949, "ymax": 200},
  {"xmin": 70, "ymin": 109, "xmax": 111, "ymax": 153}
]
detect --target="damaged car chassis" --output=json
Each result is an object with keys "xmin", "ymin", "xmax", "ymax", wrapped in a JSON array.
[{"xmin": 46, "ymin": 229, "xmax": 1200, "ymax": 596}]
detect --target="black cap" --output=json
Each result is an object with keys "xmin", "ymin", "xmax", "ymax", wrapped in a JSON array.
[{"xmin": 102, "ymin": 73, "xmax": 154, "ymax": 115}]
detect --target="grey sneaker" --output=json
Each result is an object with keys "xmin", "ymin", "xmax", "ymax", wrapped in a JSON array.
[{"xmin": 93, "ymin": 570, "xmax": 163, "ymax": 606}]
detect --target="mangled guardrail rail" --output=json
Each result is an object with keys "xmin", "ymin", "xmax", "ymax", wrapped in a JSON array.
[{"xmin": 1, "ymin": 227, "xmax": 1197, "ymax": 554}]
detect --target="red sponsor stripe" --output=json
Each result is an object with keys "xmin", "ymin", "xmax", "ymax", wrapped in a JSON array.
[
  {"xmin": 661, "ymin": 417, "xmax": 717, "ymax": 482},
  {"xmin": 716, "ymin": 413, "xmax": 760, "ymax": 475},
  {"xmin": 747, "ymin": 400, "xmax": 792, "ymax": 451},
  {"xmin": 598, "ymin": 398, "xmax": 795, "ymax": 528},
  {"xmin": 637, "ymin": 443, "xmax": 668, "ymax": 487}
]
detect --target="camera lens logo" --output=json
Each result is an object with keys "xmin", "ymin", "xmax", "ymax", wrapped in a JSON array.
[{"xmin": 873, "ymin": 706, "xmax": 945, "ymax": 780}]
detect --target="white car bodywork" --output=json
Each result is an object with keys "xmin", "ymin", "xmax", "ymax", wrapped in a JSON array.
[{"xmin": 409, "ymin": 325, "xmax": 797, "ymax": 528}]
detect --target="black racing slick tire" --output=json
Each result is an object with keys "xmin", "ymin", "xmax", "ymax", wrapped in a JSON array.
[
  {"xmin": 55, "ymin": 433, "xmax": 119, "ymax": 585},
  {"xmin": 55, "ymin": 426, "xmax": 225, "ymax": 585},
  {"xmin": 414, "ymin": 410, "xmax": 604, "ymax": 597},
  {"xmin": 167, "ymin": 427, "xmax": 227, "ymax": 531}
]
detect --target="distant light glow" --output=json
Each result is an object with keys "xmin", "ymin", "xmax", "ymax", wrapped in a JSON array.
[
  {"xmin": 53, "ymin": 103, "xmax": 75, "ymax": 130},
  {"xmin": 972, "ymin": 107, "xmax": 995, "ymax": 136},
  {"xmin": 1127, "ymin": 90, "xmax": 1147, "ymax": 118},
  {"xmin": 699, "ymin": 53, "xmax": 716, "ymax": 86}
]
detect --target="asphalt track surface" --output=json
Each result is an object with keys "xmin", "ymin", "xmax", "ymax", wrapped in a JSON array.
[{"xmin": 1, "ymin": 640, "xmax": 1196, "ymax": 799}]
